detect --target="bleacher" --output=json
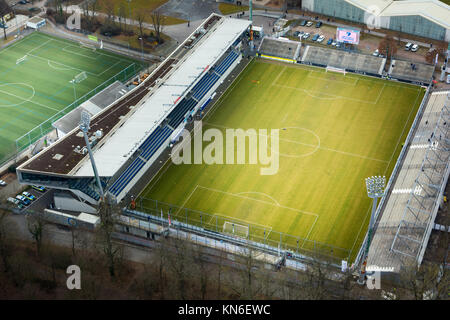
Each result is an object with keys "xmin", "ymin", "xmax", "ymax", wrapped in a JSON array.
[
  {"xmin": 108, "ymin": 49, "xmax": 241, "ymax": 198},
  {"xmin": 301, "ymin": 46, "xmax": 386, "ymax": 76},
  {"xmin": 70, "ymin": 178, "xmax": 101, "ymax": 201},
  {"xmin": 168, "ymin": 98, "xmax": 197, "ymax": 128},
  {"xmin": 109, "ymin": 125, "xmax": 173, "ymax": 196},
  {"xmin": 258, "ymin": 37, "xmax": 301, "ymax": 60}
]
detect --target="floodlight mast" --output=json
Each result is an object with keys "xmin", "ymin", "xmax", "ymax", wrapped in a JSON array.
[
  {"xmin": 79, "ymin": 111, "xmax": 104, "ymax": 198},
  {"xmin": 357, "ymin": 175, "xmax": 386, "ymax": 285}
]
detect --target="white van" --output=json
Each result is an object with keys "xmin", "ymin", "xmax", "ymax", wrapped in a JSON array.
[
  {"xmin": 411, "ymin": 44, "xmax": 419, "ymax": 52},
  {"xmin": 405, "ymin": 42, "xmax": 413, "ymax": 51}
]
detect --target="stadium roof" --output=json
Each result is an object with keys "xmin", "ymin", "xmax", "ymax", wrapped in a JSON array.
[
  {"xmin": 345, "ymin": 0, "xmax": 450, "ymax": 29},
  {"xmin": 19, "ymin": 14, "xmax": 251, "ymax": 178},
  {"xmin": 380, "ymin": 0, "xmax": 450, "ymax": 29}
]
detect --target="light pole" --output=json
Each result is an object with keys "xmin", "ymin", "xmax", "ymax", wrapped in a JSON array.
[
  {"xmin": 358, "ymin": 175, "xmax": 385, "ymax": 285},
  {"xmin": 127, "ymin": 0, "xmax": 132, "ymax": 31},
  {"xmin": 79, "ymin": 111, "xmax": 104, "ymax": 198},
  {"xmin": 138, "ymin": 36, "xmax": 144, "ymax": 61}
]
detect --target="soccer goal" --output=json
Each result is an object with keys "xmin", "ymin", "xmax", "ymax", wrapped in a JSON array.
[
  {"xmin": 326, "ymin": 66, "xmax": 346, "ymax": 75},
  {"xmin": 71, "ymin": 71, "xmax": 87, "ymax": 84},
  {"xmin": 79, "ymin": 41, "xmax": 97, "ymax": 51},
  {"xmin": 16, "ymin": 55, "xmax": 27, "ymax": 65},
  {"xmin": 223, "ymin": 221, "xmax": 249, "ymax": 238}
]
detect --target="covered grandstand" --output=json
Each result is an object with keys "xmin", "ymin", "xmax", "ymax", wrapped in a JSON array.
[{"xmin": 17, "ymin": 14, "xmax": 251, "ymax": 210}]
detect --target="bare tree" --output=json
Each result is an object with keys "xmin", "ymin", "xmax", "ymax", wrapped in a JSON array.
[
  {"xmin": 27, "ymin": 211, "xmax": 47, "ymax": 258},
  {"xmin": 97, "ymin": 195, "xmax": 122, "ymax": 277},
  {"xmin": 135, "ymin": 10, "xmax": 147, "ymax": 40},
  {"xmin": 150, "ymin": 11, "xmax": 165, "ymax": 44},
  {"xmin": 0, "ymin": 0, "xmax": 11, "ymax": 40},
  {"xmin": 0, "ymin": 208, "xmax": 17, "ymax": 273}
]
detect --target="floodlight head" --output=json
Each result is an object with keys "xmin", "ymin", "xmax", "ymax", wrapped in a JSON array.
[
  {"xmin": 365, "ymin": 176, "xmax": 386, "ymax": 198},
  {"xmin": 79, "ymin": 111, "xmax": 91, "ymax": 132}
]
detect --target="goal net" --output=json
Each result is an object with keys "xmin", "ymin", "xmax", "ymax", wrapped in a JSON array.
[
  {"xmin": 16, "ymin": 55, "xmax": 27, "ymax": 65},
  {"xmin": 223, "ymin": 221, "xmax": 249, "ymax": 238},
  {"xmin": 71, "ymin": 71, "xmax": 87, "ymax": 84},
  {"xmin": 326, "ymin": 66, "xmax": 346, "ymax": 75},
  {"xmin": 79, "ymin": 41, "xmax": 97, "ymax": 51}
]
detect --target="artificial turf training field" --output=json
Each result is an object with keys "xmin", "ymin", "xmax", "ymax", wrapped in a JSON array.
[
  {"xmin": 0, "ymin": 32, "xmax": 142, "ymax": 161},
  {"xmin": 138, "ymin": 59, "xmax": 425, "ymax": 262}
]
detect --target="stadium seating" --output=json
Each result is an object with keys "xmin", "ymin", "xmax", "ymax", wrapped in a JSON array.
[
  {"xmin": 167, "ymin": 98, "xmax": 197, "ymax": 128},
  {"xmin": 109, "ymin": 126, "xmax": 173, "ymax": 196},
  {"xmin": 215, "ymin": 51, "xmax": 239, "ymax": 75}
]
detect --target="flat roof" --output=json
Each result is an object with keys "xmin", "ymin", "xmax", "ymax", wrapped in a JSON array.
[
  {"xmin": 345, "ymin": 0, "xmax": 450, "ymax": 29},
  {"xmin": 19, "ymin": 15, "xmax": 251, "ymax": 177},
  {"xmin": 381, "ymin": 0, "xmax": 450, "ymax": 29}
]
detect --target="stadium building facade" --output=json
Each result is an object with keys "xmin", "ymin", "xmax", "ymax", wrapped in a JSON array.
[
  {"xmin": 301, "ymin": 0, "xmax": 450, "ymax": 42},
  {"xmin": 17, "ymin": 14, "xmax": 251, "ymax": 211}
]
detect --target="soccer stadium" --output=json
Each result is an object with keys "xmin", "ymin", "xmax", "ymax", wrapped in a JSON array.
[
  {"xmin": 16, "ymin": 13, "xmax": 447, "ymax": 270},
  {"xmin": 0, "ymin": 32, "xmax": 143, "ymax": 163}
]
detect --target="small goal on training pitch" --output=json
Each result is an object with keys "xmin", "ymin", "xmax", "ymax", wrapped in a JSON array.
[{"xmin": 223, "ymin": 221, "xmax": 249, "ymax": 238}]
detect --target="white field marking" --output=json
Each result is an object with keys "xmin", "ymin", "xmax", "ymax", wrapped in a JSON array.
[
  {"xmin": 197, "ymin": 185, "xmax": 319, "ymax": 218},
  {"xmin": 273, "ymin": 83, "xmax": 383, "ymax": 105},
  {"xmin": 235, "ymin": 191, "xmax": 281, "ymax": 206},
  {"xmin": 25, "ymin": 39, "xmax": 52, "ymax": 56},
  {"xmin": 62, "ymin": 45, "xmax": 98, "ymax": 59},
  {"xmin": 203, "ymin": 60, "xmax": 256, "ymax": 123},
  {"xmin": 47, "ymin": 60, "xmax": 72, "ymax": 71},
  {"xmin": 174, "ymin": 184, "xmax": 199, "ymax": 218},
  {"xmin": 39, "ymin": 34, "xmax": 127, "ymax": 61},
  {"xmin": 28, "ymin": 52, "xmax": 122, "ymax": 78},
  {"xmin": 208, "ymin": 212, "xmax": 273, "ymax": 232},
  {"xmin": 301, "ymin": 214, "xmax": 319, "ymax": 248},
  {"xmin": 348, "ymin": 86, "xmax": 423, "ymax": 258},
  {"xmin": 204, "ymin": 122, "xmax": 388, "ymax": 163},
  {"xmin": 307, "ymin": 69, "xmax": 358, "ymax": 86},
  {"xmin": 268, "ymin": 61, "xmax": 421, "ymax": 91},
  {"xmin": 0, "ymin": 84, "xmax": 60, "ymax": 112},
  {"xmin": 0, "ymin": 83, "xmax": 35, "ymax": 107},
  {"xmin": 271, "ymin": 65, "xmax": 287, "ymax": 86}
]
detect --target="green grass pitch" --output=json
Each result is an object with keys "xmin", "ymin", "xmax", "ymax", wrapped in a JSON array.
[
  {"xmin": 138, "ymin": 59, "xmax": 425, "ymax": 262},
  {"xmin": 0, "ymin": 32, "xmax": 143, "ymax": 161}
]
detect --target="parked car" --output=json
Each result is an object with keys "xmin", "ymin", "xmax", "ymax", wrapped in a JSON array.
[
  {"xmin": 411, "ymin": 44, "xmax": 419, "ymax": 52},
  {"xmin": 300, "ymin": 20, "xmax": 307, "ymax": 26},
  {"xmin": 312, "ymin": 34, "xmax": 320, "ymax": 41},
  {"xmin": 293, "ymin": 31, "xmax": 300, "ymax": 37},
  {"xmin": 0, "ymin": 179, "xmax": 6, "ymax": 186},
  {"xmin": 0, "ymin": 23, "xmax": 8, "ymax": 29},
  {"xmin": 15, "ymin": 195, "xmax": 30, "ymax": 206},
  {"xmin": 7, "ymin": 197, "xmax": 24, "ymax": 209},
  {"xmin": 372, "ymin": 49, "xmax": 380, "ymax": 57},
  {"xmin": 405, "ymin": 42, "xmax": 413, "ymax": 51},
  {"xmin": 327, "ymin": 38, "xmax": 333, "ymax": 45},
  {"xmin": 302, "ymin": 33, "xmax": 310, "ymax": 40},
  {"xmin": 331, "ymin": 41, "xmax": 337, "ymax": 46},
  {"xmin": 317, "ymin": 35, "xmax": 325, "ymax": 43},
  {"xmin": 315, "ymin": 21, "xmax": 322, "ymax": 28},
  {"xmin": 22, "ymin": 191, "xmax": 36, "ymax": 201},
  {"xmin": 31, "ymin": 185, "xmax": 46, "ymax": 192},
  {"xmin": 446, "ymin": 74, "xmax": 450, "ymax": 84},
  {"xmin": 336, "ymin": 42, "xmax": 342, "ymax": 48},
  {"xmin": 7, "ymin": 197, "xmax": 19, "ymax": 205},
  {"xmin": 306, "ymin": 21, "xmax": 313, "ymax": 27}
]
